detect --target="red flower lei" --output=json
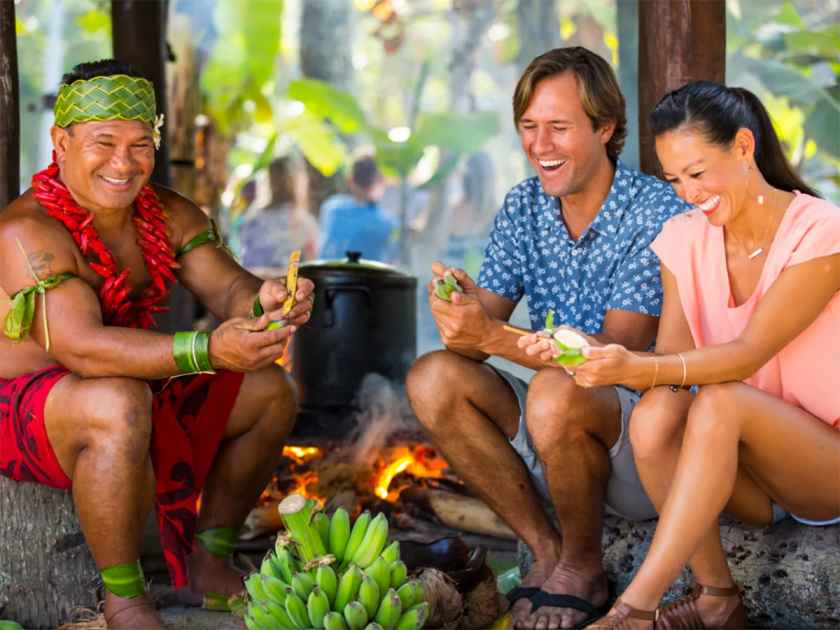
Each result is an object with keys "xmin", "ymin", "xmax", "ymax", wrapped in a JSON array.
[{"xmin": 31, "ymin": 160, "xmax": 179, "ymax": 329}]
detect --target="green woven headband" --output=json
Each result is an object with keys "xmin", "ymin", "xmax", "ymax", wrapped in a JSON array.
[{"xmin": 54, "ymin": 74, "xmax": 157, "ymax": 128}]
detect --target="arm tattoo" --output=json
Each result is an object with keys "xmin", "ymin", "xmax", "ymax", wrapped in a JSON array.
[{"xmin": 27, "ymin": 251, "xmax": 54, "ymax": 278}]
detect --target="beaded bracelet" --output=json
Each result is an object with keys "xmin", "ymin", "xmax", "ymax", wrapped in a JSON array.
[{"xmin": 173, "ymin": 331, "xmax": 215, "ymax": 374}]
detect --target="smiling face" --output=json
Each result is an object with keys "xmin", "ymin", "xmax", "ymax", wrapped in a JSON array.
[
  {"xmin": 655, "ymin": 124, "xmax": 756, "ymax": 227},
  {"xmin": 517, "ymin": 72, "xmax": 615, "ymax": 199},
  {"xmin": 51, "ymin": 119, "xmax": 155, "ymax": 213}
]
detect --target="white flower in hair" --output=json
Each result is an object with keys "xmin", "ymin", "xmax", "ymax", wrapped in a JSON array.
[{"xmin": 152, "ymin": 113, "xmax": 165, "ymax": 150}]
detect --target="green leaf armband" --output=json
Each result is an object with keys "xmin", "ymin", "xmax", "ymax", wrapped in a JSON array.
[
  {"xmin": 173, "ymin": 331, "xmax": 215, "ymax": 375},
  {"xmin": 3, "ymin": 272, "xmax": 76, "ymax": 342}
]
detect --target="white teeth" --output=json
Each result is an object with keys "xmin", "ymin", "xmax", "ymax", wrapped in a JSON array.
[
  {"xmin": 102, "ymin": 176, "xmax": 130, "ymax": 185},
  {"xmin": 697, "ymin": 195, "xmax": 720, "ymax": 211},
  {"xmin": 539, "ymin": 159, "xmax": 566, "ymax": 167}
]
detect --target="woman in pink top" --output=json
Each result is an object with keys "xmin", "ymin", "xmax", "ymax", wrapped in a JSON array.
[{"xmin": 519, "ymin": 81, "xmax": 840, "ymax": 629}]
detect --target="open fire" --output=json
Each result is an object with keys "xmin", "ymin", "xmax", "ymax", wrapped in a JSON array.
[{"xmin": 275, "ymin": 442, "xmax": 450, "ymax": 507}]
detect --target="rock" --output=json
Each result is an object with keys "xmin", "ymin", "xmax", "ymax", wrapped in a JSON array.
[{"xmin": 519, "ymin": 515, "xmax": 840, "ymax": 629}]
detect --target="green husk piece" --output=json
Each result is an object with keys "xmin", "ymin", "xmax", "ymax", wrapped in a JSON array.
[
  {"xmin": 433, "ymin": 270, "xmax": 464, "ymax": 302},
  {"xmin": 278, "ymin": 494, "xmax": 328, "ymax": 562},
  {"xmin": 544, "ymin": 309, "xmax": 555, "ymax": 331}
]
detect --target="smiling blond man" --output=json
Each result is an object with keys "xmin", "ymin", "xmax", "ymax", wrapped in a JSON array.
[
  {"xmin": 0, "ymin": 60, "xmax": 314, "ymax": 628},
  {"xmin": 407, "ymin": 47, "xmax": 689, "ymax": 629}
]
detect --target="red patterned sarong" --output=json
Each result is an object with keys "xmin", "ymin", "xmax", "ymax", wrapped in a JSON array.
[{"xmin": 0, "ymin": 365, "xmax": 245, "ymax": 588}]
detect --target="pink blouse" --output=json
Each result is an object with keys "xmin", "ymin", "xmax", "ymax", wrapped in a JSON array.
[{"xmin": 651, "ymin": 193, "xmax": 840, "ymax": 429}]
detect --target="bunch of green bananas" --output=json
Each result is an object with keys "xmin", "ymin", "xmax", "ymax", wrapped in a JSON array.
[{"xmin": 244, "ymin": 496, "xmax": 430, "ymax": 630}]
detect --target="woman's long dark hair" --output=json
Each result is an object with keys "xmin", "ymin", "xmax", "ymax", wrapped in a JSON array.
[{"xmin": 650, "ymin": 81, "xmax": 819, "ymax": 197}]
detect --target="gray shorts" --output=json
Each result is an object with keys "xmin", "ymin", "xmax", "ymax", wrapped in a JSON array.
[{"xmin": 493, "ymin": 367, "xmax": 657, "ymax": 521}]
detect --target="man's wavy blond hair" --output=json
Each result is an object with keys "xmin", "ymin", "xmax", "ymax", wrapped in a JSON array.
[{"xmin": 513, "ymin": 47, "xmax": 627, "ymax": 161}]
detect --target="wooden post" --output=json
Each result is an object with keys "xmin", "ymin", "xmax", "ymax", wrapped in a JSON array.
[
  {"xmin": 112, "ymin": 0, "xmax": 196, "ymax": 333},
  {"xmin": 638, "ymin": 0, "xmax": 725, "ymax": 175},
  {"xmin": 0, "ymin": 0, "xmax": 19, "ymax": 207},
  {"xmin": 111, "ymin": 0, "xmax": 170, "ymax": 187}
]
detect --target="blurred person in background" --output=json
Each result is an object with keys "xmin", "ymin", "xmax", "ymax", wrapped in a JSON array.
[
  {"xmin": 319, "ymin": 155, "xmax": 398, "ymax": 262},
  {"xmin": 239, "ymin": 156, "xmax": 319, "ymax": 276}
]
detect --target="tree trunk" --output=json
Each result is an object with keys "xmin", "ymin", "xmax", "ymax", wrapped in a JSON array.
[
  {"xmin": 0, "ymin": 0, "xmax": 19, "ymax": 207},
  {"xmin": 638, "ymin": 0, "xmax": 725, "ymax": 175},
  {"xmin": 111, "ymin": 0, "xmax": 171, "ymax": 188},
  {"xmin": 299, "ymin": 0, "xmax": 354, "ymax": 218},
  {"xmin": 0, "ymin": 477, "xmax": 99, "ymax": 629},
  {"xmin": 617, "ymin": 0, "xmax": 640, "ymax": 169},
  {"xmin": 515, "ymin": 0, "xmax": 559, "ymax": 70},
  {"xmin": 112, "ymin": 0, "xmax": 196, "ymax": 333}
]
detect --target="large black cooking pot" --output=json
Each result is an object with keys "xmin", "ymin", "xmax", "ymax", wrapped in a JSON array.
[{"xmin": 292, "ymin": 251, "xmax": 417, "ymax": 413}]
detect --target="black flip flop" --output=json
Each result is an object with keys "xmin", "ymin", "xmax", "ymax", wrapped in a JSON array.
[
  {"xmin": 506, "ymin": 585, "xmax": 541, "ymax": 605},
  {"xmin": 528, "ymin": 590, "xmax": 611, "ymax": 630}
]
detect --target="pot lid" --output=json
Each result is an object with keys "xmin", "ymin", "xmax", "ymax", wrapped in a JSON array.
[{"xmin": 301, "ymin": 250, "xmax": 414, "ymax": 279}]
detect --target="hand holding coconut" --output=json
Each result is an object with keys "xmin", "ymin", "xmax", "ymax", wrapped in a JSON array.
[{"xmin": 516, "ymin": 310, "xmax": 600, "ymax": 376}]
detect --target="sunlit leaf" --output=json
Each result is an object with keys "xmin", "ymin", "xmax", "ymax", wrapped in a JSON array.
[
  {"xmin": 280, "ymin": 110, "xmax": 348, "ymax": 176},
  {"xmin": 775, "ymin": 1, "xmax": 803, "ymax": 29},
  {"xmin": 805, "ymin": 97, "xmax": 840, "ymax": 158},
  {"xmin": 287, "ymin": 79, "xmax": 367, "ymax": 134},
  {"xmin": 15, "ymin": 17, "xmax": 26, "ymax": 36},
  {"xmin": 201, "ymin": 0, "xmax": 283, "ymax": 133},
  {"xmin": 784, "ymin": 29, "xmax": 840, "ymax": 59},
  {"xmin": 412, "ymin": 111, "xmax": 500, "ymax": 154},
  {"xmin": 77, "ymin": 9, "xmax": 110, "ymax": 34},
  {"xmin": 731, "ymin": 55, "xmax": 840, "ymax": 112}
]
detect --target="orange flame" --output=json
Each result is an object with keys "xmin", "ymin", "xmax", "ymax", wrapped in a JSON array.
[
  {"xmin": 373, "ymin": 445, "xmax": 447, "ymax": 502},
  {"xmin": 281, "ymin": 446, "xmax": 325, "ymax": 505},
  {"xmin": 283, "ymin": 445, "xmax": 322, "ymax": 464}
]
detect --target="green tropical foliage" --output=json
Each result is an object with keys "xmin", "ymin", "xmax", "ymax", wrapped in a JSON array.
[
  {"xmin": 283, "ymin": 77, "xmax": 500, "ymax": 181},
  {"xmin": 201, "ymin": 0, "xmax": 284, "ymax": 134},
  {"xmin": 727, "ymin": 0, "xmax": 840, "ymax": 199}
]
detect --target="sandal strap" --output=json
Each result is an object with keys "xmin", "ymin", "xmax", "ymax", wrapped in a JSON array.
[
  {"xmin": 657, "ymin": 583, "xmax": 742, "ymax": 630},
  {"xmin": 695, "ymin": 583, "xmax": 741, "ymax": 597},
  {"xmin": 590, "ymin": 598, "xmax": 657, "ymax": 629}
]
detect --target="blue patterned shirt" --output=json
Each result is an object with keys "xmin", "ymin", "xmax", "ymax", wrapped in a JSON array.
[{"xmin": 478, "ymin": 160, "xmax": 690, "ymax": 334}]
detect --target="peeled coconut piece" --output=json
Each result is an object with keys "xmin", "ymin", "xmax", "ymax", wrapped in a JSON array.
[{"xmin": 551, "ymin": 329, "xmax": 588, "ymax": 367}]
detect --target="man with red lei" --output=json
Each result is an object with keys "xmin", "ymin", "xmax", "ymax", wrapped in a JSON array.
[{"xmin": 0, "ymin": 59, "xmax": 313, "ymax": 628}]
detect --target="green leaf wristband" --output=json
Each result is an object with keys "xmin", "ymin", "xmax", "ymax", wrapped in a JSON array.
[{"xmin": 173, "ymin": 331, "xmax": 215, "ymax": 375}]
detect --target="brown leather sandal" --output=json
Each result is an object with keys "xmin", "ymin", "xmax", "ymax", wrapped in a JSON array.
[
  {"xmin": 656, "ymin": 583, "xmax": 746, "ymax": 629},
  {"xmin": 587, "ymin": 598, "xmax": 658, "ymax": 629}
]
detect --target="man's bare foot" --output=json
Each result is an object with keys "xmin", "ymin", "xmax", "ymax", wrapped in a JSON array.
[
  {"xmin": 511, "ymin": 557, "xmax": 558, "ymax": 628},
  {"xmin": 104, "ymin": 592, "xmax": 167, "ymax": 629},
  {"xmin": 184, "ymin": 545, "xmax": 245, "ymax": 603},
  {"xmin": 520, "ymin": 563, "xmax": 609, "ymax": 630}
]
